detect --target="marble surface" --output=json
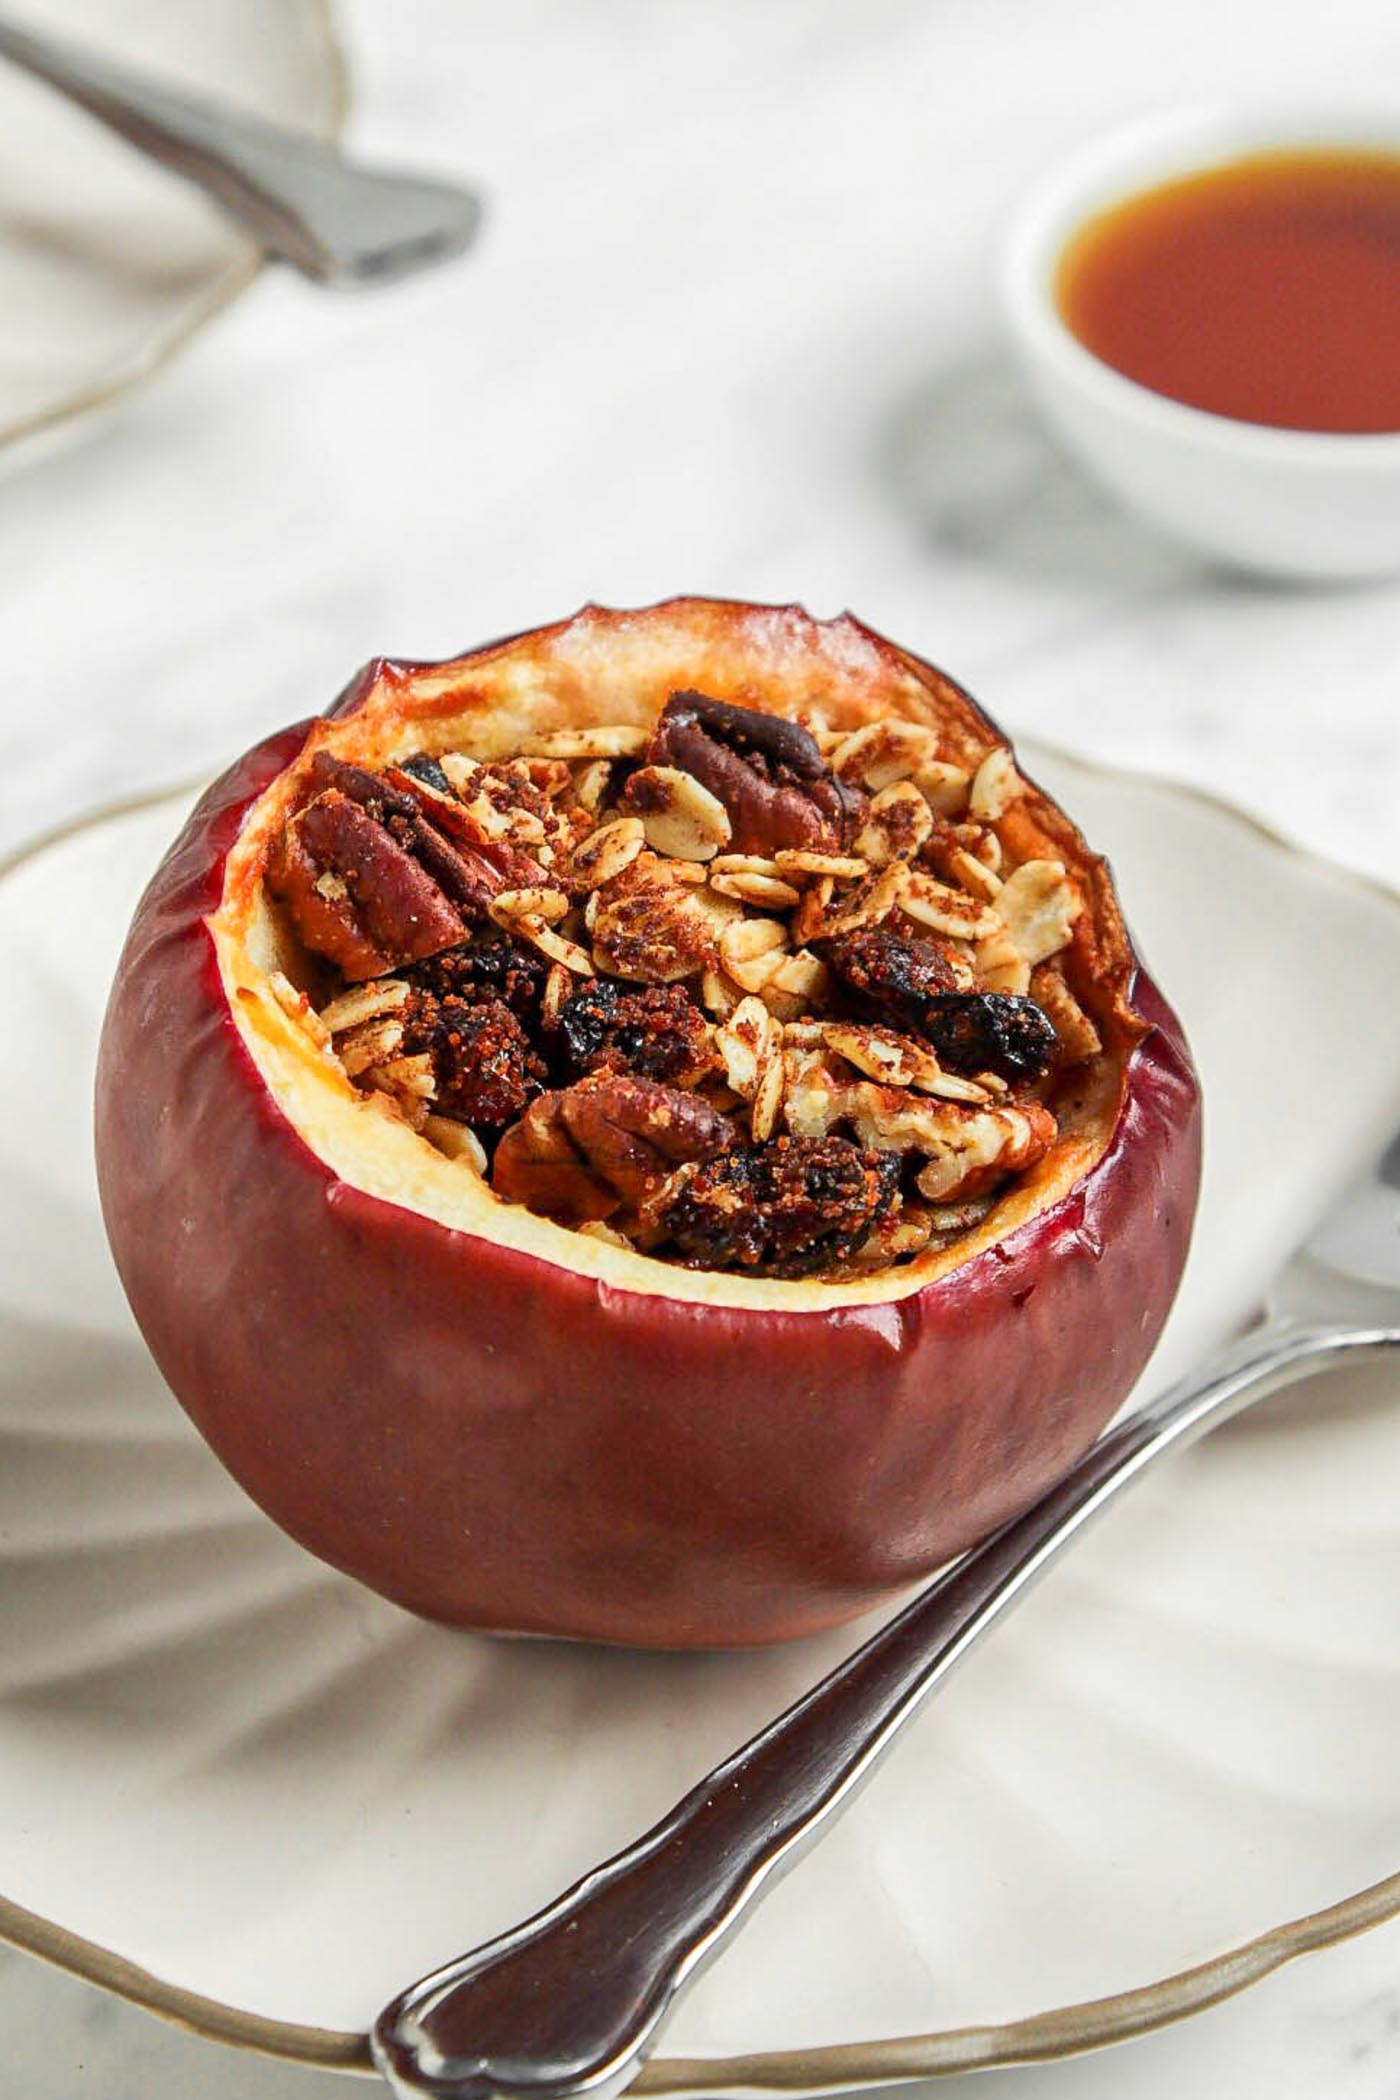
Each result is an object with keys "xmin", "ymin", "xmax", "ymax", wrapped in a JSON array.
[{"xmin": 1, "ymin": 0, "xmax": 1398, "ymax": 2094}]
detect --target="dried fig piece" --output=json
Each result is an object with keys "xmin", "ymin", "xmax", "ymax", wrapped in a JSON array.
[
  {"xmin": 553, "ymin": 979, "xmax": 716, "ymax": 1088},
  {"xmin": 400, "ymin": 992, "xmax": 546, "ymax": 1133},
  {"xmin": 821, "ymin": 929, "xmax": 1055, "ymax": 1083},
  {"xmin": 405, "ymin": 931, "xmax": 550, "ymax": 1023},
  {"xmin": 647, "ymin": 691, "xmax": 865, "ymax": 855},
  {"xmin": 493, "ymin": 1073, "xmax": 735, "ymax": 1222},
  {"xmin": 920, "ymin": 993, "xmax": 1057, "ymax": 1082},
  {"xmin": 819, "ymin": 926, "xmax": 960, "ymax": 1031},
  {"xmin": 658, "ymin": 1134, "xmax": 899, "ymax": 1277}
]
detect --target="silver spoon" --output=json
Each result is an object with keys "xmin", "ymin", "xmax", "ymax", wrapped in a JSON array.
[
  {"xmin": 374, "ymin": 1123, "xmax": 1400, "ymax": 2100},
  {"xmin": 0, "ymin": 12, "xmax": 482, "ymax": 285}
]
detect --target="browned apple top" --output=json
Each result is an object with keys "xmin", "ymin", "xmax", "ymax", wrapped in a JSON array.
[{"xmin": 263, "ymin": 693, "xmax": 1109, "ymax": 1280}]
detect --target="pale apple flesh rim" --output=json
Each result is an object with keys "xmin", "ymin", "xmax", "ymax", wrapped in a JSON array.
[
  {"xmin": 213, "ymin": 603, "xmax": 1140, "ymax": 1307},
  {"xmin": 3, "ymin": 755, "xmax": 1398, "ymax": 2081}
]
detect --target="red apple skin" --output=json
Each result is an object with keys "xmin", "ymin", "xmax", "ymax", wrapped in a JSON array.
[{"xmin": 96, "ymin": 693, "xmax": 1201, "ymax": 1651}]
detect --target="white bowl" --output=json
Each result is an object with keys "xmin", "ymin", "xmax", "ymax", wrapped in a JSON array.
[{"xmin": 1002, "ymin": 107, "xmax": 1400, "ymax": 580}]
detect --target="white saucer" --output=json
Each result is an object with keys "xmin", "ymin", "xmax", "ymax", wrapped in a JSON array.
[{"xmin": 1, "ymin": 748, "xmax": 1397, "ymax": 2085}]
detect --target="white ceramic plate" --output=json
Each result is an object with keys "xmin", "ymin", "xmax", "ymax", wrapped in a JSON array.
[
  {"xmin": 0, "ymin": 0, "xmax": 345, "ymax": 458},
  {"xmin": 2, "ymin": 750, "xmax": 1399, "ymax": 2085}
]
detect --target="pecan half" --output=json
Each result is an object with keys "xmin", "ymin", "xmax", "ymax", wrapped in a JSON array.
[
  {"xmin": 657, "ymin": 1134, "xmax": 899, "ymax": 1277},
  {"xmin": 647, "ymin": 691, "xmax": 865, "ymax": 856},
  {"xmin": 268, "ymin": 753, "xmax": 548, "ymax": 982},
  {"xmin": 493, "ymin": 1074, "xmax": 736, "ymax": 1222},
  {"xmin": 269, "ymin": 790, "xmax": 465, "ymax": 982}
]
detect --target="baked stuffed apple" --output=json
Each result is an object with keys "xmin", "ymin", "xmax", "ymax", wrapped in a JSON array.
[{"xmin": 96, "ymin": 600, "xmax": 1200, "ymax": 1648}]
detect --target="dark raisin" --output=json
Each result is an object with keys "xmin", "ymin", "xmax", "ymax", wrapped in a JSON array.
[
  {"xmin": 405, "ymin": 932, "xmax": 550, "ymax": 1023},
  {"xmin": 659, "ymin": 1135, "xmax": 899, "ymax": 1278},
  {"xmin": 921, "ymin": 993, "xmax": 1058, "ymax": 1081},
  {"xmin": 554, "ymin": 979, "xmax": 714, "ymax": 1087},
  {"xmin": 402, "ymin": 993, "xmax": 546, "ymax": 1133},
  {"xmin": 399, "ymin": 753, "xmax": 453, "ymax": 796},
  {"xmin": 819, "ymin": 927, "xmax": 960, "ymax": 1029}
]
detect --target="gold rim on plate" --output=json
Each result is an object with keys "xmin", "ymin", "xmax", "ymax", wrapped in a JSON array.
[{"xmin": 1, "ymin": 760, "xmax": 1396, "ymax": 2085}]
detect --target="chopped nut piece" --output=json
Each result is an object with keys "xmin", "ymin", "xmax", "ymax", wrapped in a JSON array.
[
  {"xmin": 996, "ymin": 860, "xmax": 1082, "ymax": 966},
  {"xmin": 719, "ymin": 916, "xmax": 789, "ymax": 993},
  {"xmin": 910, "ymin": 1101, "xmax": 1057, "ymax": 1202},
  {"xmin": 270, "ymin": 790, "xmax": 465, "ymax": 982}
]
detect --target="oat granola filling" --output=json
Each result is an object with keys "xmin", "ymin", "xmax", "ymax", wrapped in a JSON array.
[{"xmin": 264, "ymin": 692, "xmax": 1107, "ymax": 1281}]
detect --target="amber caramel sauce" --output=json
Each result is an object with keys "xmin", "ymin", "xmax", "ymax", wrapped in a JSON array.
[{"xmin": 1055, "ymin": 148, "xmax": 1400, "ymax": 433}]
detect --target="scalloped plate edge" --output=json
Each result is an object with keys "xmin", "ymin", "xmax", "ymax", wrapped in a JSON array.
[{"xmin": 1, "ymin": 759, "xmax": 1397, "ymax": 2088}]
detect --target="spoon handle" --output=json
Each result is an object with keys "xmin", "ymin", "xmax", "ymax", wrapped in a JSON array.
[
  {"xmin": 0, "ymin": 13, "xmax": 481, "ymax": 284},
  {"xmin": 374, "ymin": 1316, "xmax": 1396, "ymax": 2100}
]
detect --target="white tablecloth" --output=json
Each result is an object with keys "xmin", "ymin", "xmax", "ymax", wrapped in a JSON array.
[{"xmin": 3, "ymin": 2, "xmax": 1398, "ymax": 2093}]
